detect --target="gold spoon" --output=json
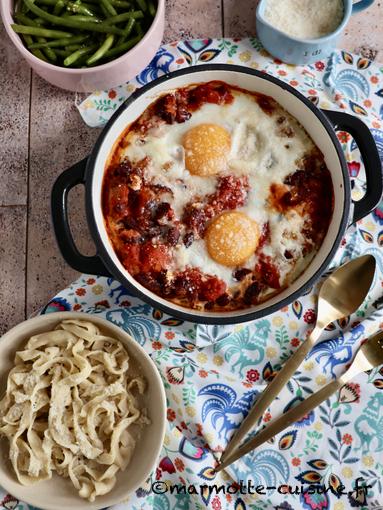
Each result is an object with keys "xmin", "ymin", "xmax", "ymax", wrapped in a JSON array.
[
  {"xmin": 221, "ymin": 254, "xmax": 376, "ymax": 463},
  {"xmin": 217, "ymin": 329, "xmax": 383, "ymax": 472}
]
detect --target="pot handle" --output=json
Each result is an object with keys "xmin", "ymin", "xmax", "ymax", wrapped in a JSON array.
[
  {"xmin": 51, "ymin": 158, "xmax": 110, "ymax": 276},
  {"xmin": 352, "ymin": 0, "xmax": 374, "ymax": 14},
  {"xmin": 322, "ymin": 109, "xmax": 383, "ymax": 224}
]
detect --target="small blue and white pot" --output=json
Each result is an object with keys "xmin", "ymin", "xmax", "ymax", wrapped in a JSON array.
[{"xmin": 256, "ymin": 0, "xmax": 375, "ymax": 65}]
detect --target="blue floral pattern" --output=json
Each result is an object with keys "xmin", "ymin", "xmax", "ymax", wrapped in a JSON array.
[{"xmin": 136, "ymin": 47, "xmax": 176, "ymax": 85}]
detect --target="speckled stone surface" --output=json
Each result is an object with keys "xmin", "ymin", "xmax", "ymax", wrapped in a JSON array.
[
  {"xmin": 223, "ymin": 0, "xmax": 257, "ymax": 38},
  {"xmin": 0, "ymin": 24, "xmax": 30, "ymax": 206},
  {"xmin": 1, "ymin": 1, "xmax": 383, "ymax": 332},
  {"xmin": 0, "ymin": 206, "xmax": 26, "ymax": 335},
  {"xmin": 343, "ymin": 4, "xmax": 383, "ymax": 60},
  {"xmin": 164, "ymin": 0, "xmax": 222, "ymax": 42}
]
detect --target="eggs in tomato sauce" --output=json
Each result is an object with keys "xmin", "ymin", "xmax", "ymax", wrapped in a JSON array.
[{"xmin": 103, "ymin": 81, "xmax": 333, "ymax": 311}]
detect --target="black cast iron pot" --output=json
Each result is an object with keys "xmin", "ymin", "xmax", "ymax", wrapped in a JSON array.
[{"xmin": 51, "ymin": 65, "xmax": 383, "ymax": 324}]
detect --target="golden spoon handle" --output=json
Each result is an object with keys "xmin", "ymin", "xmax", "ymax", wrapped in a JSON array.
[
  {"xmin": 217, "ymin": 378, "xmax": 342, "ymax": 472},
  {"xmin": 221, "ymin": 324, "xmax": 324, "ymax": 462}
]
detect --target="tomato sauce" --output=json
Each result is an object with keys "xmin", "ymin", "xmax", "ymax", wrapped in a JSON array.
[{"xmin": 102, "ymin": 81, "xmax": 334, "ymax": 312}]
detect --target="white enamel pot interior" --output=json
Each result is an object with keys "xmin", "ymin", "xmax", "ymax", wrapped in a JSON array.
[{"xmin": 82, "ymin": 65, "xmax": 351, "ymax": 324}]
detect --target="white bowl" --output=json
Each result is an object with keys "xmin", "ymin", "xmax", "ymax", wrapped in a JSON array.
[{"xmin": 0, "ymin": 312, "xmax": 166, "ymax": 510}]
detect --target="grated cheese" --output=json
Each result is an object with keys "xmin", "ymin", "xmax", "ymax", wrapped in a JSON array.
[{"xmin": 264, "ymin": 0, "xmax": 344, "ymax": 39}]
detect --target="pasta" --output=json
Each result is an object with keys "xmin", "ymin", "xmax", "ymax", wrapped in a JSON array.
[{"xmin": 0, "ymin": 319, "xmax": 149, "ymax": 502}]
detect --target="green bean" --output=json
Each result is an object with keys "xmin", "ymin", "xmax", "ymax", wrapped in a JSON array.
[
  {"xmin": 86, "ymin": 33, "xmax": 114, "ymax": 64},
  {"xmin": 23, "ymin": 0, "xmax": 126, "ymax": 34},
  {"xmin": 34, "ymin": 0, "xmax": 58, "ymax": 5},
  {"xmin": 15, "ymin": 14, "xmax": 57, "ymax": 61},
  {"xmin": 100, "ymin": 0, "xmax": 117, "ymax": 16},
  {"xmin": 15, "ymin": 13, "xmax": 47, "ymax": 29},
  {"xmin": 104, "ymin": 34, "xmax": 140, "ymax": 58},
  {"xmin": 66, "ymin": 1, "xmax": 95, "ymax": 16},
  {"xmin": 73, "ymin": 59, "xmax": 89, "ymax": 67},
  {"xmin": 85, "ymin": 0, "xmax": 132, "ymax": 4},
  {"xmin": 14, "ymin": 1, "xmax": 24, "ymax": 17},
  {"xmin": 11, "ymin": 24, "xmax": 74, "ymax": 38},
  {"xmin": 124, "ymin": 14, "xmax": 136, "ymax": 34},
  {"xmin": 73, "ymin": 45, "xmax": 98, "ymax": 65},
  {"xmin": 134, "ymin": 20, "xmax": 143, "ymax": 37},
  {"xmin": 53, "ymin": 0, "xmax": 65, "ymax": 15},
  {"xmin": 55, "ymin": 48, "xmax": 72, "ymax": 56},
  {"xmin": 14, "ymin": 12, "xmax": 38, "ymax": 25},
  {"xmin": 20, "ymin": 32, "xmax": 32, "ymax": 45},
  {"xmin": 148, "ymin": 1, "xmax": 156, "ymax": 17},
  {"xmin": 102, "ymin": 10, "xmax": 143, "ymax": 24},
  {"xmin": 117, "ymin": 15, "xmax": 134, "ymax": 45},
  {"xmin": 110, "ymin": 0, "xmax": 131, "ymax": 7},
  {"xmin": 21, "ymin": 33, "xmax": 48, "ymax": 61},
  {"xmin": 79, "ymin": 2, "xmax": 102, "ymax": 16},
  {"xmin": 42, "ymin": 46, "xmax": 57, "ymax": 60},
  {"xmin": 28, "ymin": 34, "xmax": 89, "ymax": 48},
  {"xmin": 25, "ymin": 15, "xmax": 56, "ymax": 61},
  {"xmin": 33, "ymin": 18, "xmax": 58, "ymax": 61},
  {"xmin": 34, "ymin": 17, "xmax": 47, "ymax": 24},
  {"xmin": 31, "ymin": 47, "xmax": 49, "ymax": 60},
  {"xmin": 64, "ymin": 43, "xmax": 98, "ymax": 65},
  {"xmin": 65, "ymin": 43, "xmax": 83, "ymax": 51},
  {"xmin": 15, "ymin": 0, "xmax": 41, "ymax": 64},
  {"xmin": 82, "ymin": 2, "xmax": 102, "ymax": 13},
  {"xmin": 15, "ymin": 0, "xmax": 154, "ymax": 67},
  {"xmin": 21, "ymin": 1, "xmax": 29, "ymax": 13},
  {"xmin": 66, "ymin": 15, "xmax": 102, "ymax": 22},
  {"xmin": 136, "ymin": 0, "xmax": 146, "ymax": 11},
  {"xmin": 99, "ymin": 4, "xmax": 110, "ymax": 17}
]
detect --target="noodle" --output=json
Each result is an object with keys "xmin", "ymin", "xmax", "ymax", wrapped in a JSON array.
[{"xmin": 0, "ymin": 319, "xmax": 149, "ymax": 502}]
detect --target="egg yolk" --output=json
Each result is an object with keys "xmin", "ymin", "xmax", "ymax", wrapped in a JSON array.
[
  {"xmin": 206, "ymin": 211, "xmax": 260, "ymax": 267},
  {"xmin": 183, "ymin": 123, "xmax": 231, "ymax": 176}
]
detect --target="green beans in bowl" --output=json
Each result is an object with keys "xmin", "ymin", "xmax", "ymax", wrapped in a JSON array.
[{"xmin": 0, "ymin": 0, "xmax": 165, "ymax": 91}]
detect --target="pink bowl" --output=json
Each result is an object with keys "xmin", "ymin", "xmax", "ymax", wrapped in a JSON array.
[{"xmin": 0, "ymin": 0, "xmax": 165, "ymax": 92}]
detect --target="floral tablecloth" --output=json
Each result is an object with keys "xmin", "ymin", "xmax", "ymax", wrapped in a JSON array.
[{"xmin": 3, "ymin": 39, "xmax": 383, "ymax": 510}]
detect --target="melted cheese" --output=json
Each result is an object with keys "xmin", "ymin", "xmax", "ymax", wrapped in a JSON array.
[
  {"xmin": 174, "ymin": 240, "xmax": 238, "ymax": 282},
  {"xmin": 119, "ymin": 91, "xmax": 316, "ymax": 290},
  {"xmin": 261, "ymin": 211, "xmax": 311, "ymax": 283},
  {"xmin": 121, "ymin": 93, "xmax": 313, "ymax": 218}
]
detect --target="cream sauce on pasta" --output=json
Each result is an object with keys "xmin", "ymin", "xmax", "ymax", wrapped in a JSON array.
[{"xmin": 0, "ymin": 319, "xmax": 149, "ymax": 502}]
